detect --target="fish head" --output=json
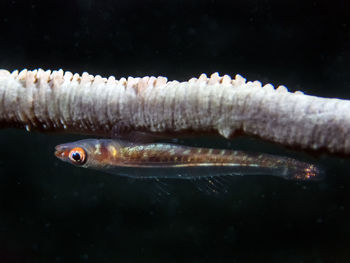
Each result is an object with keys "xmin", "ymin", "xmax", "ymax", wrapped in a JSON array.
[{"xmin": 54, "ymin": 140, "xmax": 93, "ymax": 167}]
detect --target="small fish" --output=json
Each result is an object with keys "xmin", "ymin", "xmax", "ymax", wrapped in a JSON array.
[{"xmin": 54, "ymin": 139, "xmax": 322, "ymax": 181}]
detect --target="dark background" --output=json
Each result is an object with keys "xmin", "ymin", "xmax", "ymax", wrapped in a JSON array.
[{"xmin": 0, "ymin": 0, "xmax": 350, "ymax": 262}]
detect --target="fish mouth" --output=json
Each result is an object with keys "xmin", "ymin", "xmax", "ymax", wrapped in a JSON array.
[{"xmin": 54, "ymin": 145, "xmax": 70, "ymax": 159}]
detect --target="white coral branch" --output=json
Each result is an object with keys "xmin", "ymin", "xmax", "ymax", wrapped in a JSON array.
[{"xmin": 1, "ymin": 68, "xmax": 349, "ymax": 154}]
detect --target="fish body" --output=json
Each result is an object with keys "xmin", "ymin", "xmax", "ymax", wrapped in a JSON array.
[{"xmin": 54, "ymin": 139, "xmax": 322, "ymax": 180}]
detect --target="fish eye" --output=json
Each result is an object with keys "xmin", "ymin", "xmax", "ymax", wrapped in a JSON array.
[{"xmin": 68, "ymin": 147, "xmax": 86, "ymax": 165}]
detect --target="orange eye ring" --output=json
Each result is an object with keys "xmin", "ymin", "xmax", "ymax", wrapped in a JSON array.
[{"xmin": 68, "ymin": 147, "xmax": 87, "ymax": 165}]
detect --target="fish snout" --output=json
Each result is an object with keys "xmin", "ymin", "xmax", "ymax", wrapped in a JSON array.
[{"xmin": 54, "ymin": 145, "xmax": 70, "ymax": 160}]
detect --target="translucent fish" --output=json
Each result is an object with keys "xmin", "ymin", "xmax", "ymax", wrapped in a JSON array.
[{"xmin": 54, "ymin": 139, "xmax": 323, "ymax": 181}]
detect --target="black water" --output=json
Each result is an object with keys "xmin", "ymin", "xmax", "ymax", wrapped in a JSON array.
[{"xmin": 0, "ymin": 0, "xmax": 350, "ymax": 262}]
